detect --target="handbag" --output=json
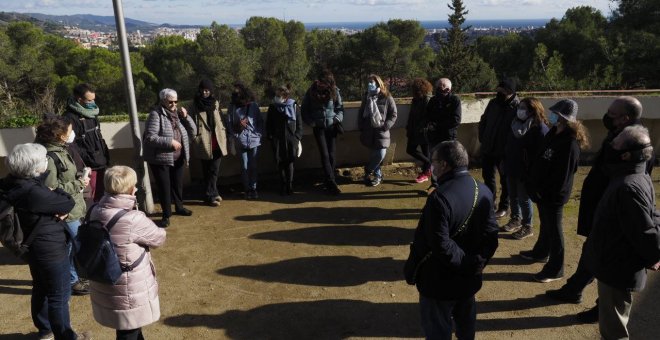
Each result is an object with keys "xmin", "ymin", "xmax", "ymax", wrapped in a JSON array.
[{"xmin": 403, "ymin": 177, "xmax": 479, "ymax": 285}]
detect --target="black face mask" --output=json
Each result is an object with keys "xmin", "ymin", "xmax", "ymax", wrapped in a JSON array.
[
  {"xmin": 602, "ymin": 114, "xmax": 615, "ymax": 131},
  {"xmin": 231, "ymin": 92, "xmax": 239, "ymax": 105},
  {"xmin": 495, "ymin": 92, "xmax": 507, "ymax": 103},
  {"xmin": 605, "ymin": 143, "xmax": 651, "ymax": 164}
]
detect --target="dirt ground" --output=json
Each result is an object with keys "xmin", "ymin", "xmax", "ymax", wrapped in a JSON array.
[{"xmin": 1, "ymin": 165, "xmax": 659, "ymax": 340}]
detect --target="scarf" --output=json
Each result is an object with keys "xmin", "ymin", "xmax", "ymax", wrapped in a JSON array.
[
  {"xmin": 274, "ymin": 98, "xmax": 296, "ymax": 121},
  {"xmin": 195, "ymin": 93, "xmax": 216, "ymax": 129},
  {"xmin": 511, "ymin": 116, "xmax": 533, "ymax": 138},
  {"xmin": 363, "ymin": 94, "xmax": 384, "ymax": 128},
  {"xmin": 67, "ymin": 97, "xmax": 100, "ymax": 119}
]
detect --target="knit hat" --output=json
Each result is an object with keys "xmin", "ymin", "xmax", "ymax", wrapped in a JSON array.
[
  {"xmin": 198, "ymin": 79, "xmax": 214, "ymax": 91},
  {"xmin": 497, "ymin": 78, "xmax": 516, "ymax": 93},
  {"xmin": 549, "ymin": 99, "xmax": 578, "ymax": 122}
]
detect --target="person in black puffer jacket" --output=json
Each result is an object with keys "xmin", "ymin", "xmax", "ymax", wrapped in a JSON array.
[
  {"xmin": 405, "ymin": 78, "xmax": 433, "ymax": 184},
  {"xmin": 1, "ymin": 143, "xmax": 86, "ymax": 340}
]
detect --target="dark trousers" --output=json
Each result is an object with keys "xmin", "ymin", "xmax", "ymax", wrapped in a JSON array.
[
  {"xmin": 28, "ymin": 257, "xmax": 76, "ymax": 340},
  {"xmin": 406, "ymin": 141, "xmax": 431, "ymax": 172},
  {"xmin": 313, "ymin": 127, "xmax": 337, "ymax": 182},
  {"xmin": 420, "ymin": 294, "xmax": 476, "ymax": 340},
  {"xmin": 532, "ymin": 203, "xmax": 565, "ymax": 277},
  {"xmin": 201, "ymin": 149, "xmax": 222, "ymax": 201},
  {"xmin": 481, "ymin": 154, "xmax": 509, "ymax": 210},
  {"xmin": 116, "ymin": 328, "xmax": 144, "ymax": 340},
  {"xmin": 564, "ymin": 240, "xmax": 595, "ymax": 295},
  {"xmin": 149, "ymin": 156, "xmax": 185, "ymax": 218},
  {"xmin": 279, "ymin": 161, "xmax": 294, "ymax": 185}
]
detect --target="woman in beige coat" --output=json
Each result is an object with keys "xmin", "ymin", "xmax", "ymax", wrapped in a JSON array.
[
  {"xmin": 189, "ymin": 79, "xmax": 228, "ymax": 206},
  {"xmin": 88, "ymin": 166, "xmax": 166, "ymax": 340}
]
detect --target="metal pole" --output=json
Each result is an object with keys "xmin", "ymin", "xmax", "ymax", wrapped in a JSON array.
[{"xmin": 112, "ymin": 0, "xmax": 155, "ymax": 213}]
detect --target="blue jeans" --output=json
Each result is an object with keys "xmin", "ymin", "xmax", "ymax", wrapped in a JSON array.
[
  {"xmin": 66, "ymin": 219, "xmax": 81, "ymax": 285},
  {"xmin": 240, "ymin": 147, "xmax": 259, "ymax": 191},
  {"xmin": 419, "ymin": 294, "xmax": 476, "ymax": 340},
  {"xmin": 28, "ymin": 257, "xmax": 75, "ymax": 340},
  {"xmin": 507, "ymin": 176, "xmax": 533, "ymax": 225},
  {"xmin": 366, "ymin": 148, "xmax": 387, "ymax": 178}
]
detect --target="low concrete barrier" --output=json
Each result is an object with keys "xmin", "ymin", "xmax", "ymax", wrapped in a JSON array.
[{"xmin": 1, "ymin": 95, "xmax": 658, "ymax": 181}]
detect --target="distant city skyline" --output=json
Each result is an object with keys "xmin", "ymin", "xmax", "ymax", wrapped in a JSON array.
[{"xmin": 3, "ymin": 0, "xmax": 614, "ymax": 25}]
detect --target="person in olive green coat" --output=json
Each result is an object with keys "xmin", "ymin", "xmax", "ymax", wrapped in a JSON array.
[
  {"xmin": 188, "ymin": 79, "xmax": 228, "ymax": 206},
  {"xmin": 36, "ymin": 114, "xmax": 91, "ymax": 295}
]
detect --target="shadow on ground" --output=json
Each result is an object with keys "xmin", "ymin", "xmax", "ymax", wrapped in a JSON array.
[
  {"xmin": 250, "ymin": 225, "xmax": 413, "ymax": 246},
  {"xmin": 218, "ymin": 256, "xmax": 404, "ymax": 287},
  {"xmin": 164, "ymin": 300, "xmax": 423, "ymax": 339},
  {"xmin": 235, "ymin": 207, "xmax": 420, "ymax": 224}
]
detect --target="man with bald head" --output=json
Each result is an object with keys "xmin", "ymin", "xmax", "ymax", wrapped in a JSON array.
[
  {"xmin": 423, "ymin": 78, "xmax": 462, "ymax": 188},
  {"xmin": 545, "ymin": 96, "xmax": 655, "ymax": 323}
]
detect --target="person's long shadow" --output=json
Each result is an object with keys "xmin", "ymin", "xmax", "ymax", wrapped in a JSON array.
[
  {"xmin": 482, "ymin": 271, "xmax": 536, "ymax": 282},
  {"xmin": 0, "ymin": 278, "xmax": 33, "ymax": 295},
  {"xmin": 250, "ymin": 225, "xmax": 413, "ymax": 246},
  {"xmin": 163, "ymin": 299, "xmax": 423, "ymax": 339},
  {"xmin": 0, "ymin": 334, "xmax": 33, "ymax": 340},
  {"xmin": 218, "ymin": 256, "xmax": 404, "ymax": 287},
  {"xmin": 235, "ymin": 207, "xmax": 420, "ymax": 225}
]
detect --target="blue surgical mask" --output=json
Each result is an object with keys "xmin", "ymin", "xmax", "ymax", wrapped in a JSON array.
[
  {"xmin": 83, "ymin": 101, "xmax": 98, "ymax": 110},
  {"xmin": 367, "ymin": 82, "xmax": 378, "ymax": 94},
  {"xmin": 548, "ymin": 112, "xmax": 559, "ymax": 126},
  {"xmin": 516, "ymin": 109, "xmax": 528, "ymax": 120}
]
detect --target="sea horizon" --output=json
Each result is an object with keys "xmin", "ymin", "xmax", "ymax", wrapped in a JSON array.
[{"xmin": 220, "ymin": 18, "xmax": 551, "ymax": 30}]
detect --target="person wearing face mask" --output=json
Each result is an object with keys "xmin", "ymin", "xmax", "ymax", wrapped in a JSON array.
[
  {"xmin": 0, "ymin": 143, "xmax": 93, "ymax": 340},
  {"xmin": 500, "ymin": 98, "xmax": 549, "ymax": 240},
  {"xmin": 478, "ymin": 79, "xmax": 519, "ymax": 219},
  {"xmin": 423, "ymin": 78, "xmax": 462, "ymax": 189},
  {"xmin": 143, "ymin": 88, "xmax": 196, "ymax": 228},
  {"xmin": 188, "ymin": 79, "xmax": 228, "ymax": 207},
  {"xmin": 357, "ymin": 74, "xmax": 398, "ymax": 187},
  {"xmin": 266, "ymin": 84, "xmax": 303, "ymax": 195},
  {"xmin": 405, "ymin": 140, "xmax": 498, "ymax": 340},
  {"xmin": 521, "ymin": 99, "xmax": 590, "ymax": 283},
  {"xmin": 582, "ymin": 125, "xmax": 660, "ymax": 340},
  {"xmin": 63, "ymin": 83, "xmax": 110, "ymax": 205},
  {"xmin": 36, "ymin": 114, "xmax": 92, "ymax": 296},
  {"xmin": 88, "ymin": 166, "xmax": 167, "ymax": 340},
  {"xmin": 226, "ymin": 82, "xmax": 263, "ymax": 199},
  {"xmin": 545, "ymin": 96, "xmax": 655, "ymax": 323}
]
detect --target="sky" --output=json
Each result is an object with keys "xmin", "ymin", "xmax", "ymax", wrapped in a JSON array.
[{"xmin": 2, "ymin": 0, "xmax": 615, "ymax": 25}]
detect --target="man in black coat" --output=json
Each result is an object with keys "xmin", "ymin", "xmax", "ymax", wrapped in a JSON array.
[
  {"xmin": 407, "ymin": 141, "xmax": 498, "ymax": 340},
  {"xmin": 545, "ymin": 96, "xmax": 655, "ymax": 322},
  {"xmin": 478, "ymin": 79, "xmax": 519, "ymax": 218},
  {"xmin": 584, "ymin": 125, "xmax": 660, "ymax": 340},
  {"xmin": 424, "ymin": 78, "xmax": 461, "ymax": 189}
]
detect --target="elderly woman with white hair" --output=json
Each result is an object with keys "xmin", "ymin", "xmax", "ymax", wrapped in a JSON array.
[
  {"xmin": 0, "ymin": 143, "xmax": 89, "ymax": 340},
  {"xmin": 143, "ymin": 88, "xmax": 196, "ymax": 228},
  {"xmin": 88, "ymin": 165, "xmax": 166, "ymax": 340}
]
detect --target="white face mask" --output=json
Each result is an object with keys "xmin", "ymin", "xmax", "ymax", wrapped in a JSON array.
[
  {"xmin": 516, "ymin": 109, "xmax": 528, "ymax": 120},
  {"xmin": 66, "ymin": 130, "xmax": 76, "ymax": 144}
]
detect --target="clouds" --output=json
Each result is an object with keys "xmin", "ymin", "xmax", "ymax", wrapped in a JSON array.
[{"xmin": 2, "ymin": 0, "xmax": 612, "ymax": 24}]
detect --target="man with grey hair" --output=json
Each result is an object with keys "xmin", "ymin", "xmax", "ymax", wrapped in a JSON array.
[
  {"xmin": 584, "ymin": 125, "xmax": 660, "ymax": 340},
  {"xmin": 424, "ymin": 78, "xmax": 462, "ymax": 189},
  {"xmin": 405, "ymin": 140, "xmax": 498, "ymax": 339},
  {"xmin": 545, "ymin": 96, "xmax": 655, "ymax": 323}
]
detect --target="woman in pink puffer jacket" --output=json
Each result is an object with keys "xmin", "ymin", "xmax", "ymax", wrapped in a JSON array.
[{"xmin": 87, "ymin": 166, "xmax": 166, "ymax": 340}]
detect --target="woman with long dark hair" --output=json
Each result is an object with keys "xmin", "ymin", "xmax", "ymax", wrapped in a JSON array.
[
  {"xmin": 520, "ymin": 99, "xmax": 590, "ymax": 283},
  {"xmin": 266, "ymin": 84, "xmax": 303, "ymax": 195},
  {"xmin": 406, "ymin": 78, "xmax": 433, "ymax": 183},
  {"xmin": 301, "ymin": 69, "xmax": 344, "ymax": 195}
]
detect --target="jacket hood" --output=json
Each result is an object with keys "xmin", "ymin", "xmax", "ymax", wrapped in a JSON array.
[{"xmin": 98, "ymin": 194, "xmax": 137, "ymax": 210}]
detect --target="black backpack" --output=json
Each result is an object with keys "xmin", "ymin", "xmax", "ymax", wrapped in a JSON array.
[
  {"xmin": 75, "ymin": 205, "xmax": 146, "ymax": 284},
  {"xmin": 0, "ymin": 194, "xmax": 34, "ymax": 262}
]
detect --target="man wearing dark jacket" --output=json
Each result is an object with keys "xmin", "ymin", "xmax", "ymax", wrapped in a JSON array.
[
  {"xmin": 424, "ymin": 78, "xmax": 461, "ymax": 189},
  {"xmin": 408, "ymin": 141, "xmax": 498, "ymax": 340},
  {"xmin": 545, "ymin": 96, "xmax": 655, "ymax": 322},
  {"xmin": 584, "ymin": 125, "xmax": 660, "ymax": 340},
  {"xmin": 62, "ymin": 83, "xmax": 110, "ymax": 204},
  {"xmin": 478, "ymin": 79, "xmax": 519, "ymax": 218}
]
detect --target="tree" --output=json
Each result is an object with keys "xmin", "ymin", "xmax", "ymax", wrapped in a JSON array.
[
  {"xmin": 476, "ymin": 34, "xmax": 535, "ymax": 86},
  {"xmin": 527, "ymin": 43, "xmax": 570, "ymax": 91},
  {"xmin": 141, "ymin": 35, "xmax": 199, "ymax": 100}
]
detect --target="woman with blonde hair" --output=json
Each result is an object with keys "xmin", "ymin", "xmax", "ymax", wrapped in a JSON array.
[
  {"xmin": 501, "ymin": 97, "xmax": 549, "ymax": 240},
  {"xmin": 521, "ymin": 99, "xmax": 590, "ymax": 283},
  {"xmin": 88, "ymin": 165, "xmax": 166, "ymax": 340},
  {"xmin": 357, "ymin": 74, "xmax": 398, "ymax": 187}
]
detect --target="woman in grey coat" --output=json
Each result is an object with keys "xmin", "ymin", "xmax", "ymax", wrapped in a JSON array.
[
  {"xmin": 357, "ymin": 74, "xmax": 398, "ymax": 187},
  {"xmin": 143, "ymin": 88, "xmax": 196, "ymax": 228}
]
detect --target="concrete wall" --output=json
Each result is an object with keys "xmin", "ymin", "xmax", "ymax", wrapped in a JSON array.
[{"xmin": 1, "ymin": 95, "xmax": 659, "ymax": 180}]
